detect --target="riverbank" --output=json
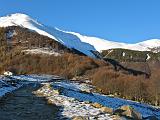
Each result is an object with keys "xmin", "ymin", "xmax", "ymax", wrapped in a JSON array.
[{"xmin": 0, "ymin": 84, "xmax": 64, "ymax": 120}]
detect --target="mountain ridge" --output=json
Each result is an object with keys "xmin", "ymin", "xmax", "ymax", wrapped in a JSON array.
[{"xmin": 0, "ymin": 13, "xmax": 160, "ymax": 57}]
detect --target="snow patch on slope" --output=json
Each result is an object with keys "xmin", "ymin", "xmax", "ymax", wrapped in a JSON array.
[
  {"xmin": 6, "ymin": 29, "xmax": 17, "ymax": 39},
  {"xmin": 23, "ymin": 48, "xmax": 61, "ymax": 56},
  {"xmin": 0, "ymin": 76, "xmax": 22, "ymax": 97}
]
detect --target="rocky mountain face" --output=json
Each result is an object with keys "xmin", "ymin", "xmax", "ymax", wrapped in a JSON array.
[
  {"xmin": 4, "ymin": 26, "xmax": 86, "ymax": 55},
  {"xmin": 101, "ymin": 48, "xmax": 160, "ymax": 78}
]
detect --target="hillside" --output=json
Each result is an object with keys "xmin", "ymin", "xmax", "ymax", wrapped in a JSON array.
[
  {"xmin": 1, "ymin": 13, "xmax": 160, "ymax": 58},
  {"xmin": 101, "ymin": 48, "xmax": 160, "ymax": 62},
  {"xmin": 101, "ymin": 48, "xmax": 160, "ymax": 76},
  {"xmin": 0, "ymin": 26, "xmax": 111, "ymax": 77},
  {"xmin": 0, "ymin": 13, "xmax": 160, "ymax": 108}
]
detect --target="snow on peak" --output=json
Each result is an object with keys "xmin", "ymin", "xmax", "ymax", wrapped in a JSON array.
[
  {"xmin": 0, "ymin": 13, "xmax": 41, "ymax": 27},
  {"xmin": 0, "ymin": 13, "xmax": 57, "ymax": 40},
  {"xmin": 138, "ymin": 39, "xmax": 160, "ymax": 47},
  {"xmin": 0, "ymin": 13, "xmax": 160, "ymax": 58},
  {"xmin": 0, "ymin": 13, "xmax": 96, "ymax": 57},
  {"xmin": 56, "ymin": 29, "xmax": 160, "ymax": 52}
]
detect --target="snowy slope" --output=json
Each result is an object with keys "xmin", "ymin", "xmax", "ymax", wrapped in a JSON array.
[
  {"xmin": 0, "ymin": 13, "xmax": 96, "ymax": 57},
  {"xmin": 0, "ymin": 13, "xmax": 160, "ymax": 57},
  {"xmin": 64, "ymin": 31, "xmax": 160, "ymax": 52},
  {"xmin": 0, "ymin": 13, "xmax": 57, "ymax": 40}
]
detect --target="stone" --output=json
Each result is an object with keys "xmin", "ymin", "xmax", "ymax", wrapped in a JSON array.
[
  {"xmin": 100, "ymin": 106, "xmax": 113, "ymax": 114},
  {"xmin": 44, "ymin": 83, "xmax": 52, "ymax": 90},
  {"xmin": 84, "ymin": 101, "xmax": 91, "ymax": 104},
  {"xmin": 47, "ymin": 99, "xmax": 54, "ymax": 104},
  {"xmin": 114, "ymin": 105, "xmax": 142, "ymax": 120},
  {"xmin": 111, "ymin": 115, "xmax": 123, "ymax": 120},
  {"xmin": 52, "ymin": 89, "xmax": 60, "ymax": 95},
  {"xmin": 71, "ymin": 77, "xmax": 78, "ymax": 81},
  {"xmin": 72, "ymin": 116, "xmax": 89, "ymax": 120},
  {"xmin": 3, "ymin": 71, "xmax": 13, "ymax": 76},
  {"xmin": 92, "ymin": 102, "xmax": 102, "ymax": 108}
]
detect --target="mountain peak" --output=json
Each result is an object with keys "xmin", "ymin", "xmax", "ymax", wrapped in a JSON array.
[
  {"xmin": 7, "ymin": 13, "xmax": 30, "ymax": 18},
  {"xmin": 0, "ymin": 13, "xmax": 58, "ymax": 41},
  {"xmin": 0, "ymin": 13, "xmax": 41, "ymax": 27}
]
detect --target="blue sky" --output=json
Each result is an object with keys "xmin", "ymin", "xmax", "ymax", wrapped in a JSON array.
[{"xmin": 0, "ymin": 0, "xmax": 160, "ymax": 43}]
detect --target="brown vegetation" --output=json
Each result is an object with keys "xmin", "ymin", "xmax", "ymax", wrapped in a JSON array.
[
  {"xmin": 91, "ymin": 67, "xmax": 160, "ymax": 106},
  {"xmin": 0, "ymin": 27, "xmax": 159, "ymax": 106}
]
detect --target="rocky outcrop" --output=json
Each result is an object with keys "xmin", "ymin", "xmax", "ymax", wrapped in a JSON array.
[
  {"xmin": 100, "ymin": 106, "xmax": 113, "ymax": 114},
  {"xmin": 72, "ymin": 116, "xmax": 89, "ymax": 120},
  {"xmin": 114, "ymin": 105, "xmax": 142, "ymax": 120},
  {"xmin": 91, "ymin": 102, "xmax": 103, "ymax": 108},
  {"xmin": 34, "ymin": 83, "xmax": 114, "ymax": 119}
]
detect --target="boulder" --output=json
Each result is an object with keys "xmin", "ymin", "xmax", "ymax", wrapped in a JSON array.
[
  {"xmin": 84, "ymin": 101, "xmax": 91, "ymax": 104},
  {"xmin": 100, "ymin": 106, "xmax": 113, "ymax": 114},
  {"xmin": 51, "ymin": 89, "xmax": 60, "ymax": 95},
  {"xmin": 114, "ymin": 105, "xmax": 142, "ymax": 120},
  {"xmin": 72, "ymin": 116, "xmax": 89, "ymax": 120},
  {"xmin": 111, "ymin": 115, "xmax": 123, "ymax": 120},
  {"xmin": 47, "ymin": 99, "xmax": 54, "ymax": 104},
  {"xmin": 92, "ymin": 102, "xmax": 102, "ymax": 108},
  {"xmin": 3, "ymin": 71, "xmax": 13, "ymax": 76}
]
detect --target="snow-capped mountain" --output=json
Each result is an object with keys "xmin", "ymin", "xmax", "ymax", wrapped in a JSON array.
[{"xmin": 0, "ymin": 13, "xmax": 160, "ymax": 57}]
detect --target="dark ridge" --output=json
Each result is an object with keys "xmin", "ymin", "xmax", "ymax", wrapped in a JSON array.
[{"xmin": 104, "ymin": 58, "xmax": 151, "ymax": 78}]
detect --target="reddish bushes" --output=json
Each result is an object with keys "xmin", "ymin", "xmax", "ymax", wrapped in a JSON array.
[
  {"xmin": 0, "ymin": 26, "xmax": 159, "ymax": 106},
  {"xmin": 92, "ymin": 68, "xmax": 160, "ymax": 106},
  {"xmin": 0, "ymin": 50, "xmax": 108, "ymax": 78}
]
